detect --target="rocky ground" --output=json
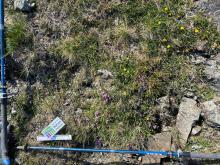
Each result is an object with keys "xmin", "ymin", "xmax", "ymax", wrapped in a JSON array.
[{"xmin": 5, "ymin": 0, "xmax": 220, "ymax": 164}]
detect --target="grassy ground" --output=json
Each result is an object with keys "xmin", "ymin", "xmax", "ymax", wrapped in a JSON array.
[{"xmin": 4, "ymin": 0, "xmax": 220, "ymax": 164}]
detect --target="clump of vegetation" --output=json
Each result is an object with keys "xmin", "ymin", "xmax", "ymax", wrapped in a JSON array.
[
  {"xmin": 55, "ymin": 32, "xmax": 102, "ymax": 67},
  {"xmin": 6, "ymin": 14, "xmax": 28, "ymax": 54}
]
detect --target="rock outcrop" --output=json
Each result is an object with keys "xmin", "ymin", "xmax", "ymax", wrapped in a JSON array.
[
  {"xmin": 176, "ymin": 98, "xmax": 202, "ymax": 147},
  {"xmin": 147, "ymin": 132, "xmax": 173, "ymax": 151},
  {"xmin": 142, "ymin": 132, "xmax": 173, "ymax": 165},
  {"xmin": 195, "ymin": 0, "xmax": 220, "ymax": 31},
  {"xmin": 204, "ymin": 53, "xmax": 220, "ymax": 92},
  {"xmin": 201, "ymin": 97, "xmax": 220, "ymax": 128}
]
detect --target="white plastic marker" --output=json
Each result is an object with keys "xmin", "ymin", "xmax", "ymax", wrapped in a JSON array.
[
  {"xmin": 41, "ymin": 117, "xmax": 65, "ymax": 138},
  {"xmin": 37, "ymin": 135, "xmax": 72, "ymax": 141}
]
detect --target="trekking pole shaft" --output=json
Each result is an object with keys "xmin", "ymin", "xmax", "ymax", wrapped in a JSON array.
[
  {"xmin": 0, "ymin": 0, "xmax": 10, "ymax": 164},
  {"xmin": 17, "ymin": 146, "xmax": 178, "ymax": 157},
  {"xmin": 181, "ymin": 152, "xmax": 220, "ymax": 159}
]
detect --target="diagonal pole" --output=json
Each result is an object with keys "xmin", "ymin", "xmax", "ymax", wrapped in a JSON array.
[
  {"xmin": 0, "ymin": 0, "xmax": 10, "ymax": 164},
  {"xmin": 17, "ymin": 145, "xmax": 178, "ymax": 157},
  {"xmin": 17, "ymin": 145, "xmax": 220, "ymax": 160}
]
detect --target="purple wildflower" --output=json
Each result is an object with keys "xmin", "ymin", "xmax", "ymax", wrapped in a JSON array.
[
  {"xmin": 128, "ymin": 143, "xmax": 133, "ymax": 150},
  {"xmin": 102, "ymin": 92, "xmax": 111, "ymax": 103},
  {"xmin": 95, "ymin": 111, "xmax": 100, "ymax": 118},
  {"xmin": 95, "ymin": 137, "xmax": 103, "ymax": 149},
  {"xmin": 95, "ymin": 111, "xmax": 101, "ymax": 122}
]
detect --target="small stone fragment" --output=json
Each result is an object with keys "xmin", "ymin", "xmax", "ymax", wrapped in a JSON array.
[
  {"xmin": 195, "ymin": 40, "xmax": 207, "ymax": 51},
  {"xmin": 97, "ymin": 69, "xmax": 113, "ymax": 79},
  {"xmin": 75, "ymin": 108, "xmax": 83, "ymax": 116},
  {"xmin": 191, "ymin": 126, "xmax": 202, "ymax": 136},
  {"xmin": 14, "ymin": 0, "xmax": 36, "ymax": 12}
]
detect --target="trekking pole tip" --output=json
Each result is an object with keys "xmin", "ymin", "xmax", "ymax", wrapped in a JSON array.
[{"xmin": 17, "ymin": 144, "xmax": 28, "ymax": 151}]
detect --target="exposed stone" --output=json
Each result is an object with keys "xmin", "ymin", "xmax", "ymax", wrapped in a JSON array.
[
  {"xmin": 75, "ymin": 108, "xmax": 83, "ymax": 116},
  {"xmin": 195, "ymin": 40, "xmax": 207, "ymax": 51},
  {"xmin": 64, "ymin": 99, "xmax": 71, "ymax": 106},
  {"xmin": 97, "ymin": 69, "xmax": 113, "ymax": 79},
  {"xmin": 14, "ymin": 0, "xmax": 36, "ymax": 12},
  {"xmin": 157, "ymin": 96, "xmax": 169, "ymax": 110},
  {"xmin": 162, "ymin": 126, "xmax": 172, "ymax": 132},
  {"xmin": 191, "ymin": 126, "xmax": 202, "ymax": 136},
  {"xmin": 176, "ymin": 98, "xmax": 202, "ymax": 147},
  {"xmin": 213, "ymin": 52, "xmax": 220, "ymax": 62},
  {"xmin": 185, "ymin": 91, "xmax": 196, "ymax": 98},
  {"xmin": 191, "ymin": 55, "xmax": 207, "ymax": 64},
  {"xmin": 11, "ymin": 104, "xmax": 17, "ymax": 115},
  {"xmin": 142, "ymin": 132, "xmax": 173, "ymax": 164},
  {"xmin": 195, "ymin": 0, "xmax": 220, "ymax": 31},
  {"xmin": 204, "ymin": 53, "xmax": 220, "ymax": 91},
  {"xmin": 201, "ymin": 97, "xmax": 220, "ymax": 128},
  {"xmin": 147, "ymin": 132, "xmax": 172, "ymax": 151}
]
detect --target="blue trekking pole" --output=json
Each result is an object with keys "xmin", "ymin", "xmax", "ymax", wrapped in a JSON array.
[
  {"xmin": 17, "ymin": 145, "xmax": 178, "ymax": 157},
  {"xmin": 0, "ymin": 0, "xmax": 10, "ymax": 164},
  {"xmin": 17, "ymin": 145, "xmax": 220, "ymax": 160}
]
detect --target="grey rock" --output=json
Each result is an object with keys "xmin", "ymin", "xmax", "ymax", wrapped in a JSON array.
[
  {"xmin": 162, "ymin": 126, "xmax": 172, "ymax": 132},
  {"xmin": 14, "ymin": 0, "xmax": 35, "ymax": 12},
  {"xmin": 191, "ymin": 55, "xmax": 207, "ymax": 64},
  {"xmin": 64, "ymin": 99, "xmax": 71, "ymax": 106},
  {"xmin": 143, "ymin": 132, "xmax": 173, "ymax": 164},
  {"xmin": 147, "ymin": 132, "xmax": 173, "ymax": 151},
  {"xmin": 97, "ymin": 69, "xmax": 113, "ymax": 79},
  {"xmin": 191, "ymin": 126, "xmax": 202, "ymax": 136},
  {"xmin": 204, "ymin": 53, "xmax": 220, "ymax": 91},
  {"xmin": 157, "ymin": 96, "xmax": 169, "ymax": 110},
  {"xmin": 213, "ymin": 52, "xmax": 220, "ymax": 62},
  {"xmin": 75, "ymin": 108, "xmax": 83, "ymax": 116},
  {"xmin": 195, "ymin": 40, "xmax": 207, "ymax": 51},
  {"xmin": 176, "ymin": 98, "xmax": 202, "ymax": 147},
  {"xmin": 195, "ymin": 0, "xmax": 220, "ymax": 31},
  {"xmin": 11, "ymin": 105, "xmax": 17, "ymax": 115},
  {"xmin": 185, "ymin": 91, "xmax": 196, "ymax": 98},
  {"xmin": 201, "ymin": 97, "xmax": 220, "ymax": 127}
]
